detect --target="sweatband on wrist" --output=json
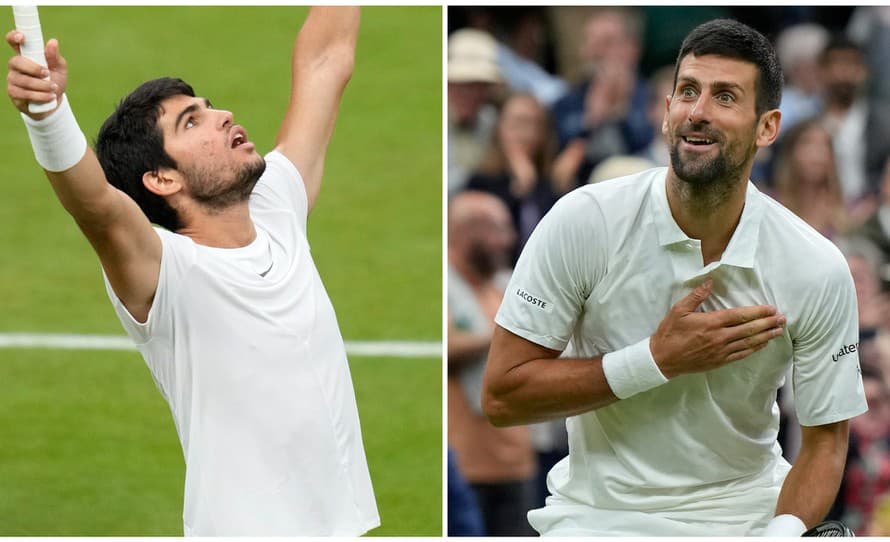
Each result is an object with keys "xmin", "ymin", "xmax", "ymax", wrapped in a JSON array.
[
  {"xmin": 601, "ymin": 336, "xmax": 668, "ymax": 399},
  {"xmin": 762, "ymin": 514, "xmax": 807, "ymax": 537},
  {"xmin": 20, "ymin": 94, "xmax": 88, "ymax": 172}
]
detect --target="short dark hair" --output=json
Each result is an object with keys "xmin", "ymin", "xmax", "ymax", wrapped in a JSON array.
[
  {"xmin": 95, "ymin": 77, "xmax": 196, "ymax": 231},
  {"xmin": 674, "ymin": 19, "xmax": 783, "ymax": 116}
]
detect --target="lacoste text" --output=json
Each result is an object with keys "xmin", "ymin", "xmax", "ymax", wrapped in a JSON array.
[{"xmin": 517, "ymin": 289, "xmax": 548, "ymax": 309}]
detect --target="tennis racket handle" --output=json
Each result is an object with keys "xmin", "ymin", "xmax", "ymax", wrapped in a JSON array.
[{"xmin": 12, "ymin": 5, "xmax": 57, "ymax": 114}]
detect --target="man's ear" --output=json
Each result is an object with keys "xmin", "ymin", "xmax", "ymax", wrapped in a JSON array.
[
  {"xmin": 143, "ymin": 168, "xmax": 184, "ymax": 197},
  {"xmin": 755, "ymin": 109, "xmax": 782, "ymax": 149}
]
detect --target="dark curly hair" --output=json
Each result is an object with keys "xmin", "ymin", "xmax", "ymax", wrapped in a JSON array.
[{"xmin": 95, "ymin": 77, "xmax": 195, "ymax": 231}]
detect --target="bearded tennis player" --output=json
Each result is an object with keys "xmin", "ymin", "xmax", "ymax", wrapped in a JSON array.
[
  {"xmin": 483, "ymin": 19, "xmax": 866, "ymax": 536},
  {"xmin": 6, "ymin": 7, "xmax": 379, "ymax": 536}
]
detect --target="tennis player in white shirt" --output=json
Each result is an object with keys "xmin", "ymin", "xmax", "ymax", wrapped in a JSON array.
[
  {"xmin": 6, "ymin": 7, "xmax": 378, "ymax": 536},
  {"xmin": 485, "ymin": 18, "xmax": 866, "ymax": 537}
]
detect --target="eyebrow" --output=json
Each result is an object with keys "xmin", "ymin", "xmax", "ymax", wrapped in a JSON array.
[
  {"xmin": 678, "ymin": 76, "xmax": 745, "ymax": 94},
  {"xmin": 175, "ymin": 98, "xmax": 212, "ymax": 132}
]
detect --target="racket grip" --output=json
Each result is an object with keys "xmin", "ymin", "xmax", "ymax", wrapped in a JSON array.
[{"xmin": 12, "ymin": 5, "xmax": 57, "ymax": 114}]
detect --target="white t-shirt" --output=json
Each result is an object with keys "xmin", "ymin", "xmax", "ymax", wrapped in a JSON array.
[
  {"xmin": 495, "ymin": 168, "xmax": 867, "ymax": 536},
  {"xmin": 104, "ymin": 151, "xmax": 379, "ymax": 536}
]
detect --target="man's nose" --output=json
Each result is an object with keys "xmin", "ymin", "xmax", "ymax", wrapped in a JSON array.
[
  {"xmin": 688, "ymin": 93, "xmax": 711, "ymax": 124},
  {"xmin": 216, "ymin": 109, "xmax": 234, "ymax": 128}
]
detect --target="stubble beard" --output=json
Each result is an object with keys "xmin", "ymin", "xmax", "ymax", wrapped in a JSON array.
[
  {"xmin": 185, "ymin": 155, "xmax": 267, "ymax": 211},
  {"xmin": 668, "ymin": 123, "xmax": 754, "ymax": 210}
]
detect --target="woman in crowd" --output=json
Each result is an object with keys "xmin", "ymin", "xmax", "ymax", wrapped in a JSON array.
[
  {"xmin": 466, "ymin": 93, "xmax": 562, "ymax": 263},
  {"xmin": 772, "ymin": 118, "xmax": 851, "ymax": 238}
]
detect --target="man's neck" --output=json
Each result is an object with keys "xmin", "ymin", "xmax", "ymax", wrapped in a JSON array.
[
  {"xmin": 176, "ymin": 202, "xmax": 257, "ymax": 248},
  {"xmin": 665, "ymin": 169, "xmax": 749, "ymax": 265}
]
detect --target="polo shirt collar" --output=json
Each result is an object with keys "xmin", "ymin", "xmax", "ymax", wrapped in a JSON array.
[{"xmin": 650, "ymin": 170, "xmax": 764, "ymax": 269}]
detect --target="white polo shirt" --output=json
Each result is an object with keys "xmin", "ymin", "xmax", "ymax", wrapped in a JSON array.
[
  {"xmin": 495, "ymin": 167, "xmax": 867, "ymax": 536},
  {"xmin": 104, "ymin": 151, "xmax": 379, "ymax": 536}
]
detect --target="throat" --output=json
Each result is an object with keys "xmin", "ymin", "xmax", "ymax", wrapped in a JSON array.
[{"xmin": 666, "ymin": 175, "xmax": 746, "ymax": 265}]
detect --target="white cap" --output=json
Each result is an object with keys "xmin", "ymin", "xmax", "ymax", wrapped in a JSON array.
[{"xmin": 448, "ymin": 29, "xmax": 502, "ymax": 84}]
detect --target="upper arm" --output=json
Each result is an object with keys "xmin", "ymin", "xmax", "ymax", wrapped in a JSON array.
[
  {"xmin": 46, "ymin": 148, "xmax": 161, "ymax": 322},
  {"xmin": 274, "ymin": 7, "xmax": 359, "ymax": 213},
  {"xmin": 493, "ymin": 190, "xmax": 605, "ymax": 351},
  {"xmin": 797, "ymin": 420, "xmax": 850, "ymax": 469},
  {"xmin": 791, "ymin": 252, "xmax": 867, "ymax": 426}
]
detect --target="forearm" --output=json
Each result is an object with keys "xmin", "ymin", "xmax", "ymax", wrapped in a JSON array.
[
  {"xmin": 773, "ymin": 422, "xmax": 848, "ymax": 530},
  {"xmin": 482, "ymin": 354, "xmax": 617, "ymax": 426},
  {"xmin": 294, "ymin": 7, "xmax": 358, "ymax": 81},
  {"xmin": 23, "ymin": 94, "xmax": 116, "ymax": 227},
  {"xmin": 46, "ymin": 149, "xmax": 118, "ymax": 228},
  {"xmin": 775, "ymin": 450, "xmax": 845, "ymax": 527}
]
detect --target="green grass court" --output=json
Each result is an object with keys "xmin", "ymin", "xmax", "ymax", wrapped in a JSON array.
[{"xmin": 0, "ymin": 7, "xmax": 442, "ymax": 536}]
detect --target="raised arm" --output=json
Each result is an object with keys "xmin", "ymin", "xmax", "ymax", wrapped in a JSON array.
[
  {"xmin": 275, "ymin": 6, "xmax": 359, "ymax": 212},
  {"xmin": 7, "ymin": 31, "xmax": 160, "ymax": 322}
]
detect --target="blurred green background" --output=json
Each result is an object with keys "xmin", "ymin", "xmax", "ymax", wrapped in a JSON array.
[{"xmin": 0, "ymin": 6, "xmax": 442, "ymax": 536}]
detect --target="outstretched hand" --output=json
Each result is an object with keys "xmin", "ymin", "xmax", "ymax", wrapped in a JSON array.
[
  {"xmin": 650, "ymin": 279, "xmax": 787, "ymax": 378},
  {"xmin": 6, "ymin": 30, "xmax": 67, "ymax": 119}
]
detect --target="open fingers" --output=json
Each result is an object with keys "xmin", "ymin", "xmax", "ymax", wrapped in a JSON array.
[
  {"xmin": 722, "ymin": 312, "xmax": 786, "ymax": 341},
  {"xmin": 711, "ymin": 304, "xmax": 777, "ymax": 327},
  {"xmin": 722, "ymin": 324, "xmax": 785, "ymax": 358}
]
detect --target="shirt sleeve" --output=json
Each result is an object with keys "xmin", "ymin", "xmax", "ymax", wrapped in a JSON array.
[
  {"xmin": 494, "ymin": 189, "xmax": 607, "ymax": 351},
  {"xmin": 791, "ymin": 250, "xmax": 868, "ymax": 426},
  {"xmin": 102, "ymin": 227, "xmax": 194, "ymax": 346},
  {"xmin": 249, "ymin": 150, "xmax": 309, "ymax": 233}
]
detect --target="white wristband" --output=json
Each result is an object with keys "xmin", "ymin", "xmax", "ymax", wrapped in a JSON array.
[
  {"xmin": 602, "ymin": 336, "xmax": 668, "ymax": 399},
  {"xmin": 20, "ymin": 94, "xmax": 88, "ymax": 172},
  {"xmin": 762, "ymin": 514, "xmax": 807, "ymax": 537}
]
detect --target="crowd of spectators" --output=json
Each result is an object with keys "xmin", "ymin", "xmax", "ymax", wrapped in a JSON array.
[{"xmin": 447, "ymin": 5, "xmax": 890, "ymax": 536}]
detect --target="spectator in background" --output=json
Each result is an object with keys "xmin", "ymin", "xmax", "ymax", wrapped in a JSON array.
[
  {"xmin": 847, "ymin": 6, "xmax": 890, "ymax": 103},
  {"xmin": 550, "ymin": 8, "xmax": 652, "ymax": 186},
  {"xmin": 637, "ymin": 65, "xmax": 676, "ymax": 167},
  {"xmin": 867, "ymin": 492, "xmax": 890, "ymax": 536},
  {"xmin": 447, "ymin": 191, "xmax": 536, "ymax": 536},
  {"xmin": 467, "ymin": 94, "xmax": 561, "ymax": 262},
  {"xmin": 836, "ymin": 367, "xmax": 890, "ymax": 535},
  {"xmin": 772, "ymin": 119, "xmax": 849, "ymax": 237},
  {"xmin": 775, "ymin": 24, "xmax": 829, "ymax": 135},
  {"xmin": 820, "ymin": 36, "xmax": 890, "ymax": 203},
  {"xmin": 851, "ymin": 157, "xmax": 890, "ymax": 291},
  {"xmin": 449, "ymin": 29, "xmax": 503, "ymax": 196},
  {"xmin": 448, "ymin": 449, "xmax": 485, "ymax": 536}
]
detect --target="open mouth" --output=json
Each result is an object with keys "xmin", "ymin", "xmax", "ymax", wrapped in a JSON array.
[
  {"xmin": 230, "ymin": 126, "xmax": 248, "ymax": 149},
  {"xmin": 681, "ymin": 136, "xmax": 716, "ymax": 146}
]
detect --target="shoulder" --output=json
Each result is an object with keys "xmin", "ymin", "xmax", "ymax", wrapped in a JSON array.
[
  {"xmin": 262, "ymin": 150, "xmax": 305, "ymax": 184},
  {"xmin": 562, "ymin": 167, "xmax": 662, "ymax": 221},
  {"xmin": 757, "ymin": 192, "xmax": 849, "ymax": 280}
]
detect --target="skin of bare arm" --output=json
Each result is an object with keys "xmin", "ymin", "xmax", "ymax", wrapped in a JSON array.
[
  {"xmin": 6, "ymin": 32, "xmax": 161, "ymax": 323},
  {"xmin": 773, "ymin": 421, "xmax": 849, "ymax": 528},
  {"xmin": 274, "ymin": 7, "xmax": 359, "ymax": 213}
]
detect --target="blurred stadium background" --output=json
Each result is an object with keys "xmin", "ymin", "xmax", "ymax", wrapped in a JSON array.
[
  {"xmin": 0, "ymin": 6, "xmax": 441, "ymax": 536},
  {"xmin": 448, "ymin": 5, "xmax": 890, "ymax": 537}
]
